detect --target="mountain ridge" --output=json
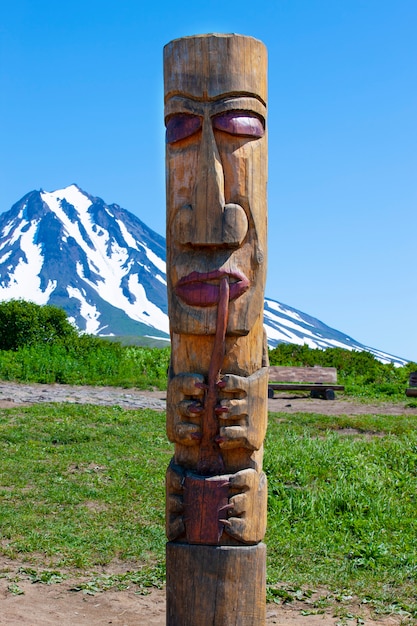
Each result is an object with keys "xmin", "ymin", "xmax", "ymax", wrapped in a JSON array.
[{"xmin": 0, "ymin": 184, "xmax": 407, "ymax": 366}]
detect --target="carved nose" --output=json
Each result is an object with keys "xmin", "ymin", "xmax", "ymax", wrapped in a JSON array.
[{"xmin": 173, "ymin": 115, "xmax": 248, "ymax": 247}]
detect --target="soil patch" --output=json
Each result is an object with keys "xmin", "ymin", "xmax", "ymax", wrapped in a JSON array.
[{"xmin": 0, "ymin": 557, "xmax": 407, "ymax": 625}]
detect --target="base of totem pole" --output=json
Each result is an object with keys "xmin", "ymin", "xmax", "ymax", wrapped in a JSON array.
[{"xmin": 166, "ymin": 542, "xmax": 266, "ymax": 626}]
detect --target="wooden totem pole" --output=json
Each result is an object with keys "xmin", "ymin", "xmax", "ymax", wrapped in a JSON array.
[{"xmin": 164, "ymin": 33, "xmax": 268, "ymax": 626}]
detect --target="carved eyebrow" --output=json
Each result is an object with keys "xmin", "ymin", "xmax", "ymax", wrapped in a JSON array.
[
  {"xmin": 165, "ymin": 95, "xmax": 266, "ymax": 117},
  {"xmin": 212, "ymin": 111, "xmax": 264, "ymax": 138},
  {"xmin": 166, "ymin": 113, "xmax": 202, "ymax": 144}
]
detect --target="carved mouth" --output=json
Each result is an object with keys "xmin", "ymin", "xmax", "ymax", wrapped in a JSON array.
[{"xmin": 175, "ymin": 270, "xmax": 250, "ymax": 307}]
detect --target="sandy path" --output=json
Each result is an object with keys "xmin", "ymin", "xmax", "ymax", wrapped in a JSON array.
[{"xmin": 0, "ymin": 380, "xmax": 415, "ymax": 416}]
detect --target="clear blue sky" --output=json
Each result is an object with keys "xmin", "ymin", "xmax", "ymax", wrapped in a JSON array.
[{"xmin": 0, "ymin": 0, "xmax": 416, "ymax": 361}]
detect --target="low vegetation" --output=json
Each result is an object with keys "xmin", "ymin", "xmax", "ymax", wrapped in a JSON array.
[
  {"xmin": 0, "ymin": 337, "xmax": 170, "ymax": 389},
  {"xmin": 0, "ymin": 404, "xmax": 167, "ymax": 569},
  {"xmin": 0, "ymin": 404, "xmax": 416, "ymax": 620},
  {"xmin": 0, "ymin": 298, "xmax": 170, "ymax": 388}
]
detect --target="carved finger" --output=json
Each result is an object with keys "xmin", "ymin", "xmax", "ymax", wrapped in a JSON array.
[
  {"xmin": 166, "ymin": 516, "xmax": 185, "ymax": 541},
  {"xmin": 217, "ymin": 425, "xmax": 249, "ymax": 449},
  {"xmin": 228, "ymin": 468, "xmax": 258, "ymax": 491},
  {"xmin": 218, "ymin": 398, "xmax": 247, "ymax": 418},
  {"xmin": 226, "ymin": 517, "xmax": 247, "ymax": 540},
  {"xmin": 166, "ymin": 462, "xmax": 185, "ymax": 492},
  {"xmin": 178, "ymin": 399, "xmax": 204, "ymax": 417},
  {"xmin": 220, "ymin": 373, "xmax": 249, "ymax": 395},
  {"xmin": 228, "ymin": 493, "xmax": 247, "ymax": 515},
  {"xmin": 169, "ymin": 373, "xmax": 206, "ymax": 399},
  {"xmin": 174, "ymin": 421, "xmax": 201, "ymax": 444},
  {"xmin": 167, "ymin": 494, "xmax": 183, "ymax": 514}
]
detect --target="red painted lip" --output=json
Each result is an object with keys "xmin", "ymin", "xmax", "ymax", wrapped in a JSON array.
[{"xmin": 175, "ymin": 270, "xmax": 250, "ymax": 307}]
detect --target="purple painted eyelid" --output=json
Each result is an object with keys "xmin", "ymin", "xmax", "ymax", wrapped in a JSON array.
[
  {"xmin": 212, "ymin": 111, "xmax": 264, "ymax": 138},
  {"xmin": 166, "ymin": 111, "xmax": 264, "ymax": 144},
  {"xmin": 166, "ymin": 114, "xmax": 202, "ymax": 144}
]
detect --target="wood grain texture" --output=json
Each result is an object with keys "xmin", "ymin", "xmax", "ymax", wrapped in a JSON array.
[
  {"xmin": 165, "ymin": 33, "xmax": 267, "ymax": 339},
  {"xmin": 166, "ymin": 542, "xmax": 266, "ymax": 626},
  {"xmin": 164, "ymin": 32, "xmax": 268, "ymax": 625},
  {"xmin": 268, "ymin": 366, "xmax": 338, "ymax": 383},
  {"xmin": 164, "ymin": 34, "xmax": 267, "ymax": 104}
]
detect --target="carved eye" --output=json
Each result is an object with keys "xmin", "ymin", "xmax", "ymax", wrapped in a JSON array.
[
  {"xmin": 166, "ymin": 114, "xmax": 202, "ymax": 144},
  {"xmin": 212, "ymin": 111, "xmax": 264, "ymax": 138}
]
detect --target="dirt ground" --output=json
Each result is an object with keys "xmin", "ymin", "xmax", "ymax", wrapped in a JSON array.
[
  {"xmin": 1, "ymin": 385, "xmax": 416, "ymax": 625},
  {"xmin": 0, "ymin": 554, "xmax": 410, "ymax": 626}
]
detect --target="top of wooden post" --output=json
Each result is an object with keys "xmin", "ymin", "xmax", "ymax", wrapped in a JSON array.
[{"xmin": 163, "ymin": 33, "xmax": 267, "ymax": 105}]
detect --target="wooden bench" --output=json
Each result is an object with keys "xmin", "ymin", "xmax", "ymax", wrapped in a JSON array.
[
  {"xmin": 405, "ymin": 372, "xmax": 417, "ymax": 397},
  {"xmin": 268, "ymin": 365, "xmax": 344, "ymax": 400}
]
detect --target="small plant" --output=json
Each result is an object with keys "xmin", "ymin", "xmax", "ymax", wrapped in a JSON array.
[
  {"xmin": 7, "ymin": 583, "xmax": 24, "ymax": 595},
  {"xmin": 69, "ymin": 565, "xmax": 165, "ymax": 595},
  {"xmin": 18, "ymin": 567, "xmax": 66, "ymax": 584}
]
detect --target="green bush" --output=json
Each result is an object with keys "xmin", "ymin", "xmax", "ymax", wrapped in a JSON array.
[
  {"xmin": 0, "ymin": 299, "xmax": 78, "ymax": 350},
  {"xmin": 0, "ymin": 300, "xmax": 170, "ymax": 388}
]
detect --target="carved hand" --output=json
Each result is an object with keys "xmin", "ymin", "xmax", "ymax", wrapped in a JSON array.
[
  {"xmin": 166, "ymin": 373, "xmax": 206, "ymax": 445},
  {"xmin": 216, "ymin": 366, "xmax": 269, "ymax": 450},
  {"xmin": 167, "ymin": 367, "xmax": 269, "ymax": 450},
  {"xmin": 165, "ymin": 461, "xmax": 186, "ymax": 541},
  {"xmin": 226, "ymin": 468, "xmax": 267, "ymax": 543}
]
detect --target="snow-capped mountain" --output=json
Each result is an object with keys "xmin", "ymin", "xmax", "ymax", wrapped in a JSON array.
[
  {"xmin": 0, "ymin": 185, "xmax": 169, "ymax": 340},
  {"xmin": 0, "ymin": 185, "xmax": 407, "ymax": 365}
]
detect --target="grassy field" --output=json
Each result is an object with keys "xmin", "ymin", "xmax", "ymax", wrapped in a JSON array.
[{"xmin": 0, "ymin": 400, "xmax": 416, "ymax": 620}]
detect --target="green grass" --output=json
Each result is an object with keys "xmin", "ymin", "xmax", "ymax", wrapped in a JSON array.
[
  {"xmin": 0, "ymin": 341, "xmax": 170, "ymax": 388},
  {"xmin": 1, "ymin": 402, "xmax": 417, "ymax": 619},
  {"xmin": 0, "ymin": 403, "xmax": 168, "ymax": 569},
  {"xmin": 265, "ymin": 412, "xmax": 417, "ymax": 618}
]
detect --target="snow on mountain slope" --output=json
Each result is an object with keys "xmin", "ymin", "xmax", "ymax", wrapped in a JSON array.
[
  {"xmin": 0, "ymin": 185, "xmax": 408, "ymax": 364},
  {"xmin": 0, "ymin": 184, "xmax": 169, "ymax": 338},
  {"xmin": 264, "ymin": 298, "xmax": 407, "ymax": 366}
]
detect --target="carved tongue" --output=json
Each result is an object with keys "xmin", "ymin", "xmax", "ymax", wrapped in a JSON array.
[{"xmin": 196, "ymin": 276, "xmax": 229, "ymax": 476}]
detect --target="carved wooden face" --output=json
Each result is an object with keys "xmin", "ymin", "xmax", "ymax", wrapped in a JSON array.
[{"xmin": 164, "ymin": 35, "xmax": 267, "ymax": 336}]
